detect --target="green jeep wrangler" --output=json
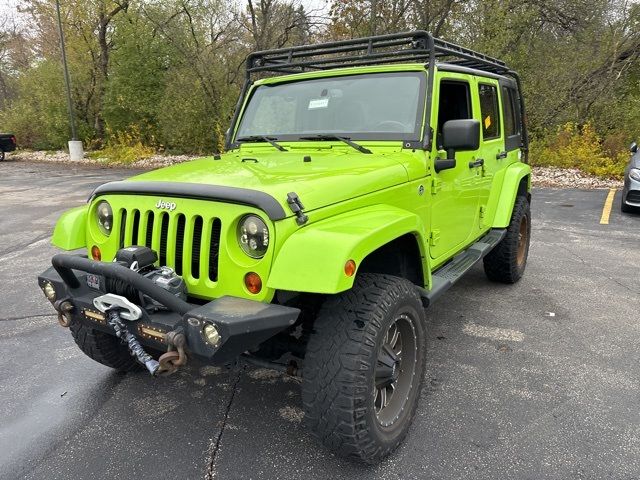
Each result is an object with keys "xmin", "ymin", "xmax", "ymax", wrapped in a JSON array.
[{"xmin": 38, "ymin": 32, "xmax": 531, "ymax": 463}]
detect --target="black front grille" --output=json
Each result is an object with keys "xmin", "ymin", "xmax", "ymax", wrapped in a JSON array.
[
  {"xmin": 117, "ymin": 209, "xmax": 222, "ymax": 281},
  {"xmin": 209, "ymin": 219, "xmax": 222, "ymax": 281},
  {"xmin": 145, "ymin": 211, "xmax": 154, "ymax": 248},
  {"xmin": 131, "ymin": 210, "xmax": 140, "ymax": 244},
  {"xmin": 119, "ymin": 210, "xmax": 127, "ymax": 249},
  {"xmin": 175, "ymin": 214, "xmax": 186, "ymax": 275},
  {"xmin": 159, "ymin": 213, "xmax": 169, "ymax": 266},
  {"xmin": 192, "ymin": 216, "xmax": 203, "ymax": 279}
]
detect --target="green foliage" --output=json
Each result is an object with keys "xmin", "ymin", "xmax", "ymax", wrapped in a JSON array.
[
  {"xmin": 0, "ymin": 0, "xmax": 638, "ymax": 177},
  {"xmin": 102, "ymin": 14, "xmax": 168, "ymax": 145},
  {"xmin": 156, "ymin": 70, "xmax": 217, "ymax": 154},
  {"xmin": 0, "ymin": 60, "xmax": 74, "ymax": 149},
  {"xmin": 89, "ymin": 125, "xmax": 155, "ymax": 164},
  {"xmin": 530, "ymin": 123, "xmax": 629, "ymax": 178}
]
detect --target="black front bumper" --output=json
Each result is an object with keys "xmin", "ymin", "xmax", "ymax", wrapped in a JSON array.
[{"xmin": 38, "ymin": 254, "xmax": 300, "ymax": 364}]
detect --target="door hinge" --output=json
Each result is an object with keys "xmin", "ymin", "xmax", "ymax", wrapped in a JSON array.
[
  {"xmin": 431, "ymin": 177, "xmax": 442, "ymax": 195},
  {"xmin": 429, "ymin": 229, "xmax": 440, "ymax": 246},
  {"xmin": 479, "ymin": 206, "xmax": 486, "ymax": 219}
]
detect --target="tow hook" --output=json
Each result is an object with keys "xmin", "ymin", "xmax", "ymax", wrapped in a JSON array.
[
  {"xmin": 55, "ymin": 300, "xmax": 74, "ymax": 328},
  {"xmin": 158, "ymin": 330, "xmax": 188, "ymax": 376}
]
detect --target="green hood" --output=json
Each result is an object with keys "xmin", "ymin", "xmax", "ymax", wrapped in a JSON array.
[{"xmin": 128, "ymin": 148, "xmax": 417, "ymax": 215}]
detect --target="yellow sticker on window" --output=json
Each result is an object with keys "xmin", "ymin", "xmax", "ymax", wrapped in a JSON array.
[{"xmin": 484, "ymin": 115, "xmax": 492, "ymax": 129}]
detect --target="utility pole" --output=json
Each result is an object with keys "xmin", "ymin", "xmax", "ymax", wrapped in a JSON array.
[
  {"xmin": 369, "ymin": 0, "xmax": 378, "ymax": 36},
  {"xmin": 55, "ymin": 0, "xmax": 84, "ymax": 160}
]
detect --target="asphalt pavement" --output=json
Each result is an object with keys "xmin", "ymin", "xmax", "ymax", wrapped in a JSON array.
[{"xmin": 1, "ymin": 160, "xmax": 639, "ymax": 480}]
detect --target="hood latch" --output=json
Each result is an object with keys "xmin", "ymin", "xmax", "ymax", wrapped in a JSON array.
[{"xmin": 287, "ymin": 192, "xmax": 308, "ymax": 226}]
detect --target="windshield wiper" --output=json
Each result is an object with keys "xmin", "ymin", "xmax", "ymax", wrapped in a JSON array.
[
  {"xmin": 299, "ymin": 135, "xmax": 372, "ymax": 154},
  {"xmin": 236, "ymin": 135, "xmax": 287, "ymax": 152}
]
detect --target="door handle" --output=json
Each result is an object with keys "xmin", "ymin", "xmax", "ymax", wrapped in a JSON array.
[
  {"xmin": 468, "ymin": 158, "xmax": 484, "ymax": 168},
  {"xmin": 496, "ymin": 151, "xmax": 507, "ymax": 160}
]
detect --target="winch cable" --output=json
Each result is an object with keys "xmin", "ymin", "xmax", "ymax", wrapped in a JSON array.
[{"xmin": 106, "ymin": 308, "xmax": 160, "ymax": 376}]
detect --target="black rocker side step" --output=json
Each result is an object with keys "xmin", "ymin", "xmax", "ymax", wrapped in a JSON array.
[{"xmin": 419, "ymin": 229, "xmax": 506, "ymax": 306}]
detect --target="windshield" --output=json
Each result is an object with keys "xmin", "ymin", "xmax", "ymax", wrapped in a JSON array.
[{"xmin": 235, "ymin": 72, "xmax": 426, "ymax": 142}]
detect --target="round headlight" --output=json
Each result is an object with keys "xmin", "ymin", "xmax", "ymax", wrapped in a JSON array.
[
  {"xmin": 629, "ymin": 168, "xmax": 640, "ymax": 182},
  {"xmin": 96, "ymin": 200, "xmax": 113, "ymax": 236},
  {"xmin": 238, "ymin": 215, "xmax": 269, "ymax": 258}
]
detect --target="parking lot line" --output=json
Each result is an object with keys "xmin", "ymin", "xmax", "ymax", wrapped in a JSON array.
[{"xmin": 599, "ymin": 188, "xmax": 616, "ymax": 224}]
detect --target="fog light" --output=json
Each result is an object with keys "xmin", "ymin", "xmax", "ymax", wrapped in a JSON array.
[
  {"xmin": 202, "ymin": 323, "xmax": 221, "ymax": 346},
  {"xmin": 42, "ymin": 281, "xmax": 56, "ymax": 302},
  {"xmin": 244, "ymin": 272, "xmax": 262, "ymax": 294},
  {"xmin": 91, "ymin": 245, "xmax": 101, "ymax": 261}
]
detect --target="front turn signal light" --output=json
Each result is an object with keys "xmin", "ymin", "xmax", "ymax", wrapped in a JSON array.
[
  {"xmin": 244, "ymin": 272, "xmax": 262, "ymax": 294},
  {"xmin": 91, "ymin": 245, "xmax": 101, "ymax": 261}
]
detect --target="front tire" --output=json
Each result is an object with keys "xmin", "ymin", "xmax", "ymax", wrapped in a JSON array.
[
  {"xmin": 302, "ymin": 274, "xmax": 426, "ymax": 463},
  {"xmin": 483, "ymin": 195, "xmax": 531, "ymax": 284},
  {"xmin": 70, "ymin": 321, "xmax": 141, "ymax": 372}
]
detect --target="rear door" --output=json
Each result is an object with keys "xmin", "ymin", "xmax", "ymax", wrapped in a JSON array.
[{"xmin": 474, "ymin": 79, "xmax": 504, "ymax": 229}]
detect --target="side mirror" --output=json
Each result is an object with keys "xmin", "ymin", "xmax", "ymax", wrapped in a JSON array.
[
  {"xmin": 631, "ymin": 142, "xmax": 638, "ymax": 154},
  {"xmin": 435, "ymin": 119, "xmax": 481, "ymax": 173}
]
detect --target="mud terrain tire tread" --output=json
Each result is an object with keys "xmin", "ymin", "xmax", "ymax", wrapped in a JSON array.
[
  {"xmin": 302, "ymin": 273, "xmax": 426, "ymax": 463},
  {"xmin": 483, "ymin": 195, "xmax": 531, "ymax": 284}
]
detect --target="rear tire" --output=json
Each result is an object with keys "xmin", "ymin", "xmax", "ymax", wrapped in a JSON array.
[
  {"xmin": 483, "ymin": 195, "xmax": 531, "ymax": 284},
  {"xmin": 70, "ymin": 321, "xmax": 141, "ymax": 372},
  {"xmin": 302, "ymin": 274, "xmax": 426, "ymax": 463}
]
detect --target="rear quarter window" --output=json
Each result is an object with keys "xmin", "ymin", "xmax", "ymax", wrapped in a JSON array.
[
  {"xmin": 501, "ymin": 86, "xmax": 519, "ymax": 137},
  {"xmin": 478, "ymin": 84, "xmax": 500, "ymax": 140}
]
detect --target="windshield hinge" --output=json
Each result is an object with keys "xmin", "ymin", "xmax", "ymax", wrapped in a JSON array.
[{"xmin": 287, "ymin": 192, "xmax": 308, "ymax": 226}]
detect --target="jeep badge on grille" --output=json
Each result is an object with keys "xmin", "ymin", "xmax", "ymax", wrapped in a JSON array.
[{"xmin": 155, "ymin": 199, "xmax": 177, "ymax": 211}]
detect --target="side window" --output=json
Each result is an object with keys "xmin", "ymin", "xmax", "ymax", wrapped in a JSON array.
[
  {"xmin": 501, "ymin": 86, "xmax": 519, "ymax": 137},
  {"xmin": 437, "ymin": 80, "xmax": 472, "ymax": 149},
  {"xmin": 478, "ymin": 83, "xmax": 500, "ymax": 140}
]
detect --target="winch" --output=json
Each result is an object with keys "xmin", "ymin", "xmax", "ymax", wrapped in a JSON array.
[
  {"xmin": 107, "ymin": 246, "xmax": 187, "ymax": 311},
  {"xmin": 91, "ymin": 245, "xmax": 189, "ymax": 376}
]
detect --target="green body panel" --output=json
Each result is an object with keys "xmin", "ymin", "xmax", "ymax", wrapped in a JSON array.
[
  {"xmin": 128, "ymin": 148, "xmax": 417, "ymax": 215},
  {"xmin": 485, "ymin": 162, "xmax": 531, "ymax": 227},
  {"xmin": 51, "ymin": 62, "xmax": 528, "ymax": 301},
  {"xmin": 52, "ymin": 206, "xmax": 87, "ymax": 250},
  {"xmin": 268, "ymin": 205, "xmax": 427, "ymax": 294}
]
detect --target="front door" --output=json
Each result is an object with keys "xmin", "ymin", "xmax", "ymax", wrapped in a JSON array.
[{"xmin": 430, "ymin": 74, "xmax": 481, "ymax": 262}]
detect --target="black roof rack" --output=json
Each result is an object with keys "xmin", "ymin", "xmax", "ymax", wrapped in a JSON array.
[
  {"xmin": 246, "ymin": 31, "xmax": 511, "ymax": 78},
  {"xmin": 227, "ymin": 31, "xmax": 527, "ymax": 155}
]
